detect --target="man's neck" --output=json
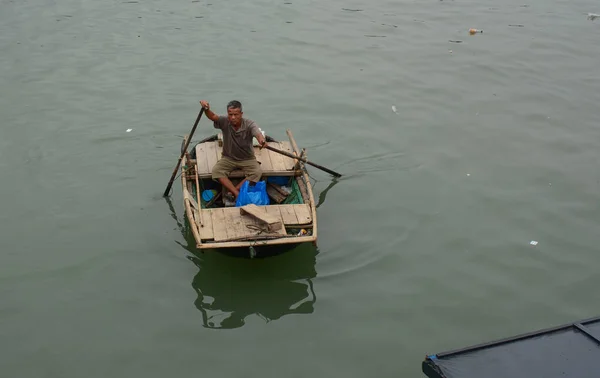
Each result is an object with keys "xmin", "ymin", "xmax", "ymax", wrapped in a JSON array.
[{"xmin": 231, "ymin": 120, "xmax": 242, "ymax": 130}]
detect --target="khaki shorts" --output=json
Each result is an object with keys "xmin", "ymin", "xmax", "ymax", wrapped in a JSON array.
[{"xmin": 211, "ymin": 156, "xmax": 262, "ymax": 183}]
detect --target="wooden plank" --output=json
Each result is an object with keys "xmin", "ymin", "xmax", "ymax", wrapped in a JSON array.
[
  {"xmin": 286, "ymin": 129, "xmax": 317, "ymax": 242},
  {"xmin": 268, "ymin": 142, "xmax": 288, "ymax": 171},
  {"xmin": 198, "ymin": 235, "xmax": 316, "ymax": 249},
  {"xmin": 240, "ymin": 204, "xmax": 283, "ymax": 232},
  {"xmin": 199, "ymin": 209, "xmax": 215, "ymax": 240},
  {"xmin": 198, "ymin": 170, "xmax": 300, "ymax": 179},
  {"xmin": 280, "ymin": 141, "xmax": 297, "ymax": 170},
  {"xmin": 264, "ymin": 206, "xmax": 285, "ymax": 229},
  {"xmin": 267, "ymin": 184, "xmax": 287, "ymax": 204},
  {"xmin": 184, "ymin": 199, "xmax": 203, "ymax": 246},
  {"xmin": 225, "ymin": 206, "xmax": 246, "ymax": 240},
  {"xmin": 277, "ymin": 205, "xmax": 299, "ymax": 225},
  {"xmin": 194, "ymin": 169, "xmax": 203, "ymax": 227},
  {"xmin": 205, "ymin": 141, "xmax": 219, "ymax": 173},
  {"xmin": 208, "ymin": 207, "xmax": 286, "ymax": 242},
  {"xmin": 296, "ymin": 176, "xmax": 308, "ymax": 203},
  {"xmin": 211, "ymin": 208, "xmax": 229, "ymax": 242},
  {"xmin": 291, "ymin": 204, "xmax": 312, "ymax": 224},
  {"xmin": 255, "ymin": 146, "xmax": 273, "ymax": 171},
  {"xmin": 195, "ymin": 144, "xmax": 210, "ymax": 175}
]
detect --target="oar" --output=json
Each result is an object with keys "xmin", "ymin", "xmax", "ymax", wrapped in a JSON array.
[
  {"xmin": 264, "ymin": 144, "xmax": 342, "ymax": 178},
  {"xmin": 163, "ymin": 108, "xmax": 205, "ymax": 197}
]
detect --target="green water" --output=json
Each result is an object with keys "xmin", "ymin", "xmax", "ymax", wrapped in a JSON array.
[{"xmin": 2, "ymin": 0, "xmax": 600, "ymax": 376}]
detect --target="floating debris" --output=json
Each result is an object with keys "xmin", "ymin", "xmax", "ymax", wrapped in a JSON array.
[
  {"xmin": 392, "ymin": 105, "xmax": 398, "ymax": 114},
  {"xmin": 469, "ymin": 28, "xmax": 483, "ymax": 34},
  {"xmin": 509, "ymin": 24, "xmax": 525, "ymax": 27},
  {"xmin": 449, "ymin": 40, "xmax": 463, "ymax": 43},
  {"xmin": 588, "ymin": 13, "xmax": 599, "ymax": 21},
  {"xmin": 126, "ymin": 128, "xmax": 133, "ymax": 132},
  {"xmin": 530, "ymin": 240, "xmax": 538, "ymax": 246},
  {"xmin": 342, "ymin": 8, "xmax": 363, "ymax": 11}
]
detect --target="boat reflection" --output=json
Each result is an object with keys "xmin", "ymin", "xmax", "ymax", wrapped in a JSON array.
[{"xmin": 166, "ymin": 197, "xmax": 318, "ymax": 329}]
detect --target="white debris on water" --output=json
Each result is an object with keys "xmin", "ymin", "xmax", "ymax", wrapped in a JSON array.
[
  {"xmin": 391, "ymin": 105, "xmax": 398, "ymax": 114},
  {"xmin": 466, "ymin": 173, "xmax": 470, "ymax": 176},
  {"xmin": 530, "ymin": 240, "xmax": 538, "ymax": 246},
  {"xmin": 126, "ymin": 128, "xmax": 133, "ymax": 132},
  {"xmin": 588, "ymin": 13, "xmax": 599, "ymax": 21}
]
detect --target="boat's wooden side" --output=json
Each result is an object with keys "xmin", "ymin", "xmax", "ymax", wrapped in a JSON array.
[
  {"xmin": 287, "ymin": 129, "xmax": 318, "ymax": 244},
  {"xmin": 181, "ymin": 129, "xmax": 318, "ymax": 250}
]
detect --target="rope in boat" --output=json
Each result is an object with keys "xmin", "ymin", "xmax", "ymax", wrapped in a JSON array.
[{"xmin": 245, "ymin": 224, "xmax": 277, "ymax": 235}]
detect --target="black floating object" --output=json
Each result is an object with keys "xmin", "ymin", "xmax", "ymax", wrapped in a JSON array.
[
  {"xmin": 342, "ymin": 8, "xmax": 363, "ymax": 11},
  {"xmin": 449, "ymin": 40, "xmax": 463, "ymax": 43},
  {"xmin": 509, "ymin": 24, "xmax": 525, "ymax": 27}
]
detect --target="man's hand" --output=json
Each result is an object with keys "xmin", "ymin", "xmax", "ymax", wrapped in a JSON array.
[
  {"xmin": 200, "ymin": 100, "xmax": 219, "ymax": 121},
  {"xmin": 258, "ymin": 139, "xmax": 267, "ymax": 149}
]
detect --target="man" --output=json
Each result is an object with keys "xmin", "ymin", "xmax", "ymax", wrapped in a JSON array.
[{"xmin": 199, "ymin": 100, "xmax": 267, "ymax": 199}]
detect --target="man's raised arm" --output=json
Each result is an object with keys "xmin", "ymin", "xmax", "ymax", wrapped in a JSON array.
[{"xmin": 199, "ymin": 100, "xmax": 219, "ymax": 122}]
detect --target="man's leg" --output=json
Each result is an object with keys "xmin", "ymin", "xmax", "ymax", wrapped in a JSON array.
[
  {"xmin": 235, "ymin": 178, "xmax": 249, "ymax": 191},
  {"xmin": 219, "ymin": 177, "xmax": 239, "ymax": 198},
  {"xmin": 212, "ymin": 158, "xmax": 240, "ymax": 197},
  {"xmin": 239, "ymin": 159, "xmax": 262, "ymax": 186}
]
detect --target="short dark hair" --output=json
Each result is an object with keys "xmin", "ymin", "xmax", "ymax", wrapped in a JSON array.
[{"xmin": 227, "ymin": 100, "xmax": 242, "ymax": 111}]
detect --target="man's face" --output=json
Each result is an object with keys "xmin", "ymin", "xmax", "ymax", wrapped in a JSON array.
[{"xmin": 227, "ymin": 107, "xmax": 243, "ymax": 127}]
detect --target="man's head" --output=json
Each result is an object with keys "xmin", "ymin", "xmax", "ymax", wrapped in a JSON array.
[{"xmin": 226, "ymin": 100, "xmax": 243, "ymax": 127}]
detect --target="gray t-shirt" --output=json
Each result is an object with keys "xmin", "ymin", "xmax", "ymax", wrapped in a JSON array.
[{"xmin": 214, "ymin": 116, "xmax": 261, "ymax": 161}]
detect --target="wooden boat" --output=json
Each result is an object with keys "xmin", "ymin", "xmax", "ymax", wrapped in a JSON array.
[{"xmin": 180, "ymin": 129, "xmax": 317, "ymax": 251}]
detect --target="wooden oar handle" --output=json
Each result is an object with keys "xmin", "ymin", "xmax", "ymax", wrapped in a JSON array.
[
  {"xmin": 163, "ymin": 108, "xmax": 205, "ymax": 197},
  {"xmin": 264, "ymin": 144, "xmax": 342, "ymax": 178}
]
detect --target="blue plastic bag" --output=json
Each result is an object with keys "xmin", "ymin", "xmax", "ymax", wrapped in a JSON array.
[{"xmin": 235, "ymin": 180, "xmax": 270, "ymax": 207}]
